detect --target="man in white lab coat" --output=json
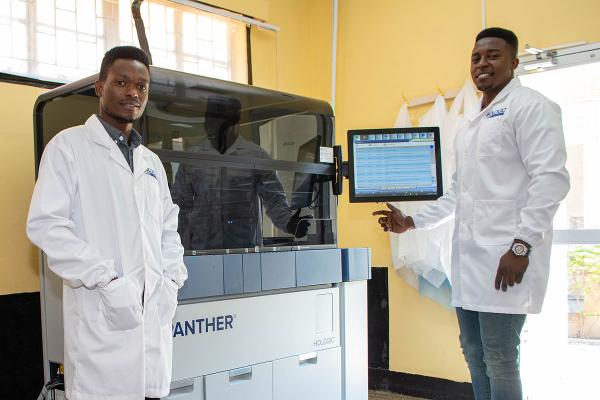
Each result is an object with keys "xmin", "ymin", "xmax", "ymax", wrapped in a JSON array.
[
  {"xmin": 374, "ymin": 28, "xmax": 569, "ymax": 400},
  {"xmin": 27, "ymin": 46, "xmax": 187, "ymax": 400}
]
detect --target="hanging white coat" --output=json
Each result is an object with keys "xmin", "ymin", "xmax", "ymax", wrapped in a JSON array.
[
  {"xmin": 27, "ymin": 115, "xmax": 188, "ymax": 400},
  {"xmin": 412, "ymin": 78, "xmax": 570, "ymax": 314}
]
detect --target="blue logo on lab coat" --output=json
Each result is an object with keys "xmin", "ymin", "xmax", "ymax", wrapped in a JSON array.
[
  {"xmin": 486, "ymin": 107, "xmax": 507, "ymax": 119},
  {"xmin": 144, "ymin": 168, "xmax": 157, "ymax": 180}
]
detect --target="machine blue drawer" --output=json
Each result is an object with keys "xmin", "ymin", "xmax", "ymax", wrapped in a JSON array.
[
  {"xmin": 261, "ymin": 252, "xmax": 296, "ymax": 290},
  {"xmin": 341, "ymin": 248, "xmax": 371, "ymax": 282},
  {"xmin": 243, "ymin": 253, "xmax": 262, "ymax": 293},
  {"xmin": 295, "ymin": 249, "xmax": 342, "ymax": 286},
  {"xmin": 179, "ymin": 255, "xmax": 224, "ymax": 300},
  {"xmin": 224, "ymin": 254, "xmax": 244, "ymax": 295}
]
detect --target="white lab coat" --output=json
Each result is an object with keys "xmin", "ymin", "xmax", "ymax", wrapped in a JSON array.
[
  {"xmin": 412, "ymin": 78, "xmax": 570, "ymax": 314},
  {"xmin": 27, "ymin": 115, "xmax": 188, "ymax": 400}
]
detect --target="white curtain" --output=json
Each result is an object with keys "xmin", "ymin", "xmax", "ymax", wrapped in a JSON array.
[{"xmin": 390, "ymin": 80, "xmax": 479, "ymax": 307}]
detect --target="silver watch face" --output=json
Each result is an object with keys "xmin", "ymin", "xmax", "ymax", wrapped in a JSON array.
[{"xmin": 512, "ymin": 243, "xmax": 527, "ymax": 256}]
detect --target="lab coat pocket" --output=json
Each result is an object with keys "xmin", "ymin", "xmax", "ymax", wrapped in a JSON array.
[
  {"xmin": 473, "ymin": 200, "xmax": 517, "ymax": 246},
  {"xmin": 145, "ymin": 177, "xmax": 162, "ymax": 221},
  {"xmin": 476, "ymin": 119, "xmax": 504, "ymax": 157},
  {"xmin": 158, "ymin": 278, "xmax": 179, "ymax": 326},
  {"xmin": 99, "ymin": 277, "xmax": 142, "ymax": 331}
]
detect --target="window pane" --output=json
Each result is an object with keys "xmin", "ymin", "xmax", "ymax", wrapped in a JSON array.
[
  {"xmin": 0, "ymin": 25, "xmax": 11, "ymax": 56},
  {"xmin": 521, "ymin": 62, "xmax": 600, "ymax": 229},
  {"xmin": 56, "ymin": 30, "xmax": 77, "ymax": 68},
  {"xmin": 36, "ymin": 0, "xmax": 55, "ymax": 25},
  {"xmin": 197, "ymin": 59, "xmax": 212, "ymax": 76},
  {"xmin": 182, "ymin": 12, "xmax": 197, "ymax": 54},
  {"xmin": 37, "ymin": 24, "xmax": 54, "ymax": 34},
  {"xmin": 0, "ymin": 2, "xmax": 11, "ymax": 17},
  {"xmin": 213, "ymin": 64, "xmax": 229, "ymax": 80},
  {"xmin": 148, "ymin": 2, "xmax": 166, "ymax": 49},
  {"xmin": 212, "ymin": 20, "xmax": 228, "ymax": 62},
  {"xmin": 0, "ymin": 57, "xmax": 27, "ymax": 72},
  {"xmin": 56, "ymin": 0, "xmax": 75, "ymax": 11},
  {"xmin": 77, "ymin": 40, "xmax": 97, "ymax": 70},
  {"xmin": 11, "ymin": 21, "xmax": 27, "ymax": 59},
  {"xmin": 76, "ymin": 0, "xmax": 96, "ymax": 35},
  {"xmin": 197, "ymin": 15, "xmax": 211, "ymax": 40},
  {"xmin": 118, "ymin": 0, "xmax": 132, "ymax": 43},
  {"xmin": 55, "ymin": 9, "xmax": 75, "ymax": 30},
  {"xmin": 37, "ymin": 32, "xmax": 56, "ymax": 63},
  {"xmin": 12, "ymin": 0, "xmax": 27, "ymax": 20},
  {"xmin": 166, "ymin": 7, "xmax": 174, "ymax": 33}
]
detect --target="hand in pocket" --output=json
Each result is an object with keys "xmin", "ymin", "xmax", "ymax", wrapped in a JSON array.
[
  {"xmin": 99, "ymin": 277, "xmax": 142, "ymax": 331},
  {"xmin": 158, "ymin": 278, "xmax": 179, "ymax": 326}
]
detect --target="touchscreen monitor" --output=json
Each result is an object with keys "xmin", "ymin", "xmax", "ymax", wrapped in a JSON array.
[{"xmin": 347, "ymin": 127, "xmax": 443, "ymax": 203}]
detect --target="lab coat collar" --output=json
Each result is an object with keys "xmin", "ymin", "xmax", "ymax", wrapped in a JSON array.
[
  {"xmin": 469, "ymin": 78, "xmax": 521, "ymax": 122},
  {"xmin": 86, "ymin": 114, "xmax": 115, "ymax": 149},
  {"xmin": 85, "ymin": 115, "xmax": 132, "ymax": 173},
  {"xmin": 85, "ymin": 115, "xmax": 152, "ymax": 175}
]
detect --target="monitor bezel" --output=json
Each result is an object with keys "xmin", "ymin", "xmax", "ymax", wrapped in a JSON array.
[{"xmin": 347, "ymin": 127, "xmax": 443, "ymax": 203}]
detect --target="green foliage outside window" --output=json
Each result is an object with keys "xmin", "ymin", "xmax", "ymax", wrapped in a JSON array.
[{"xmin": 568, "ymin": 245, "xmax": 600, "ymax": 297}]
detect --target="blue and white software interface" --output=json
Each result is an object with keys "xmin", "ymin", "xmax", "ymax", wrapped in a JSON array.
[{"xmin": 352, "ymin": 132, "xmax": 438, "ymax": 197}]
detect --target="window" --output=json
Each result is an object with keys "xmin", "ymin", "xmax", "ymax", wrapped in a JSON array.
[
  {"xmin": 517, "ymin": 44, "xmax": 600, "ymax": 400},
  {"xmin": 520, "ymin": 62, "xmax": 600, "ymax": 231},
  {"xmin": 0, "ymin": 0, "xmax": 248, "ymax": 83}
]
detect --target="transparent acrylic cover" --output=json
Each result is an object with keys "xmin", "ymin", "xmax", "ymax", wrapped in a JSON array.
[{"xmin": 35, "ymin": 67, "xmax": 337, "ymax": 253}]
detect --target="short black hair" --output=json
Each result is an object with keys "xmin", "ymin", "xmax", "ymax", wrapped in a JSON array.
[
  {"xmin": 99, "ymin": 46, "xmax": 150, "ymax": 81},
  {"xmin": 476, "ymin": 27, "xmax": 519, "ymax": 58}
]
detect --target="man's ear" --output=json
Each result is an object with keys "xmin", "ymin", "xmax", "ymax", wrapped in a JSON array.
[
  {"xmin": 512, "ymin": 57, "xmax": 520, "ymax": 71},
  {"xmin": 94, "ymin": 80, "xmax": 103, "ymax": 97}
]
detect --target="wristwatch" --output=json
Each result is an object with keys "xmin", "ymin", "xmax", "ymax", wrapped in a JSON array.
[{"xmin": 511, "ymin": 240, "xmax": 531, "ymax": 257}]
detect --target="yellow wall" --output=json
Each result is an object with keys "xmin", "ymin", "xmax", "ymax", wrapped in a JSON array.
[
  {"xmin": 210, "ymin": 0, "xmax": 269, "ymax": 21},
  {"xmin": 251, "ymin": 0, "xmax": 332, "ymax": 102},
  {"xmin": 0, "ymin": 83, "xmax": 47, "ymax": 295},
  {"xmin": 334, "ymin": 0, "xmax": 600, "ymax": 383}
]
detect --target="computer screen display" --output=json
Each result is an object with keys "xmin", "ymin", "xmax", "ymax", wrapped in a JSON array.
[{"xmin": 347, "ymin": 127, "xmax": 443, "ymax": 203}]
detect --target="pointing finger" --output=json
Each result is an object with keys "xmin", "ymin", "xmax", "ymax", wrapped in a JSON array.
[
  {"xmin": 386, "ymin": 202, "xmax": 401, "ymax": 213},
  {"xmin": 373, "ymin": 210, "xmax": 391, "ymax": 216}
]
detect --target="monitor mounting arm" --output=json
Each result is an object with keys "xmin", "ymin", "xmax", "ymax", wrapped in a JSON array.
[{"xmin": 333, "ymin": 145, "xmax": 348, "ymax": 196}]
